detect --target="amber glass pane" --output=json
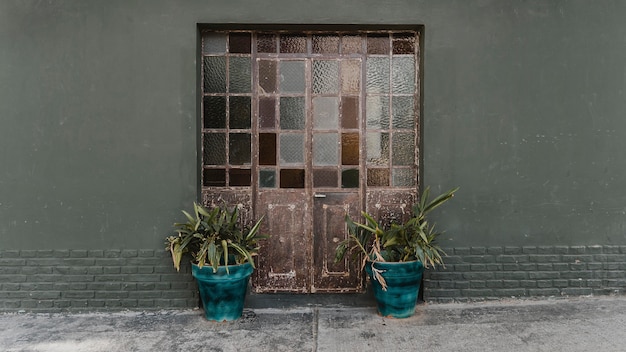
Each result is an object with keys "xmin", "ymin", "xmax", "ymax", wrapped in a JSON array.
[
  {"xmin": 203, "ymin": 56, "xmax": 226, "ymax": 93},
  {"xmin": 341, "ymin": 35, "xmax": 362, "ymax": 54},
  {"xmin": 230, "ymin": 169, "xmax": 251, "ymax": 186},
  {"xmin": 392, "ymin": 132, "xmax": 415, "ymax": 166},
  {"xmin": 203, "ymin": 169, "xmax": 226, "ymax": 187},
  {"xmin": 203, "ymin": 96, "xmax": 226, "ymax": 129},
  {"xmin": 259, "ymin": 133, "xmax": 277, "ymax": 165},
  {"xmin": 257, "ymin": 33, "xmax": 277, "ymax": 53},
  {"xmin": 229, "ymin": 133, "xmax": 251, "ymax": 165},
  {"xmin": 229, "ymin": 57, "xmax": 251, "ymax": 93},
  {"xmin": 341, "ymin": 133, "xmax": 359, "ymax": 165},
  {"xmin": 312, "ymin": 97, "xmax": 339, "ymax": 130},
  {"xmin": 260, "ymin": 170, "xmax": 276, "ymax": 188},
  {"xmin": 204, "ymin": 133, "xmax": 226, "ymax": 165},
  {"xmin": 203, "ymin": 32, "xmax": 226, "ymax": 54},
  {"xmin": 367, "ymin": 168, "xmax": 389, "ymax": 186},
  {"xmin": 313, "ymin": 35, "xmax": 339, "ymax": 53},
  {"xmin": 393, "ymin": 34, "xmax": 415, "ymax": 54},
  {"xmin": 367, "ymin": 35, "xmax": 389, "ymax": 54},
  {"xmin": 229, "ymin": 32, "xmax": 251, "ymax": 53},
  {"xmin": 341, "ymin": 169, "xmax": 359, "ymax": 188},
  {"xmin": 341, "ymin": 96, "xmax": 359, "ymax": 129},
  {"xmin": 259, "ymin": 60, "xmax": 277, "ymax": 93},
  {"xmin": 280, "ymin": 34, "xmax": 307, "ymax": 53},
  {"xmin": 341, "ymin": 60, "xmax": 361, "ymax": 94},
  {"xmin": 366, "ymin": 132, "xmax": 389, "ymax": 166},
  {"xmin": 280, "ymin": 169, "xmax": 305, "ymax": 188},
  {"xmin": 259, "ymin": 97, "xmax": 276, "ymax": 129},
  {"xmin": 280, "ymin": 97, "xmax": 305, "ymax": 130},
  {"xmin": 313, "ymin": 169, "xmax": 338, "ymax": 188},
  {"xmin": 229, "ymin": 96, "xmax": 251, "ymax": 129}
]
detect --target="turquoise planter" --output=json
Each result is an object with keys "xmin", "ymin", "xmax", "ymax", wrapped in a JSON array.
[
  {"xmin": 191, "ymin": 262, "xmax": 253, "ymax": 321},
  {"xmin": 364, "ymin": 260, "xmax": 424, "ymax": 318}
]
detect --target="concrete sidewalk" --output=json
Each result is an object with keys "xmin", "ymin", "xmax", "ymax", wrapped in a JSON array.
[{"xmin": 1, "ymin": 295, "xmax": 625, "ymax": 352}]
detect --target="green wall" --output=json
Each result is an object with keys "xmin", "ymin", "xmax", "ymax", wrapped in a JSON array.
[{"xmin": 1, "ymin": 0, "xmax": 625, "ymax": 250}]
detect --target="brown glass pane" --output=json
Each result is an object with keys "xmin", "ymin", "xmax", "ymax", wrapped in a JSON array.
[
  {"xmin": 229, "ymin": 96, "xmax": 251, "ymax": 129},
  {"xmin": 257, "ymin": 33, "xmax": 277, "ymax": 53},
  {"xmin": 280, "ymin": 34, "xmax": 307, "ymax": 53},
  {"xmin": 230, "ymin": 169, "xmax": 251, "ymax": 186},
  {"xmin": 203, "ymin": 168, "xmax": 226, "ymax": 187},
  {"xmin": 259, "ymin": 133, "xmax": 277, "ymax": 165},
  {"xmin": 367, "ymin": 34, "xmax": 389, "ymax": 54},
  {"xmin": 341, "ymin": 35, "xmax": 362, "ymax": 54},
  {"xmin": 341, "ymin": 133, "xmax": 359, "ymax": 165},
  {"xmin": 259, "ymin": 170, "xmax": 276, "ymax": 188},
  {"xmin": 341, "ymin": 169, "xmax": 359, "ymax": 188},
  {"xmin": 203, "ymin": 96, "xmax": 226, "ymax": 128},
  {"xmin": 341, "ymin": 96, "xmax": 359, "ymax": 129},
  {"xmin": 367, "ymin": 168, "xmax": 389, "ymax": 186},
  {"xmin": 392, "ymin": 34, "xmax": 415, "ymax": 54},
  {"xmin": 313, "ymin": 169, "xmax": 338, "ymax": 188},
  {"xmin": 312, "ymin": 35, "xmax": 339, "ymax": 53},
  {"xmin": 203, "ymin": 56, "xmax": 226, "ymax": 93},
  {"xmin": 229, "ymin": 133, "xmax": 251, "ymax": 165},
  {"xmin": 259, "ymin": 97, "xmax": 276, "ymax": 128},
  {"xmin": 280, "ymin": 169, "xmax": 305, "ymax": 188},
  {"xmin": 204, "ymin": 133, "xmax": 226, "ymax": 165},
  {"xmin": 229, "ymin": 32, "xmax": 251, "ymax": 53},
  {"xmin": 259, "ymin": 60, "xmax": 277, "ymax": 93}
]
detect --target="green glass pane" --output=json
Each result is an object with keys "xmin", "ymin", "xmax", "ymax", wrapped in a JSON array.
[
  {"xmin": 280, "ymin": 169, "xmax": 305, "ymax": 188},
  {"xmin": 229, "ymin": 96, "xmax": 251, "ymax": 129},
  {"xmin": 392, "ymin": 132, "xmax": 415, "ymax": 166},
  {"xmin": 366, "ymin": 95, "xmax": 390, "ymax": 129},
  {"xmin": 312, "ymin": 60, "xmax": 339, "ymax": 94},
  {"xmin": 203, "ymin": 56, "xmax": 226, "ymax": 93},
  {"xmin": 313, "ymin": 97, "xmax": 339, "ymax": 130},
  {"xmin": 392, "ymin": 168, "xmax": 415, "ymax": 187},
  {"xmin": 230, "ymin": 169, "xmax": 251, "ymax": 186},
  {"xmin": 203, "ymin": 133, "xmax": 226, "ymax": 165},
  {"xmin": 229, "ymin": 57, "xmax": 251, "ymax": 93},
  {"xmin": 260, "ymin": 170, "xmax": 276, "ymax": 188},
  {"xmin": 280, "ymin": 133, "xmax": 304, "ymax": 164},
  {"xmin": 203, "ymin": 96, "xmax": 226, "ymax": 129},
  {"xmin": 202, "ymin": 33, "xmax": 226, "ymax": 54},
  {"xmin": 280, "ymin": 97, "xmax": 305, "ymax": 130},
  {"xmin": 367, "ymin": 168, "xmax": 389, "ymax": 187},
  {"xmin": 280, "ymin": 61, "xmax": 305, "ymax": 93},
  {"xmin": 229, "ymin": 133, "xmax": 251, "ymax": 165},
  {"xmin": 341, "ymin": 169, "xmax": 359, "ymax": 188},
  {"xmin": 259, "ymin": 133, "xmax": 277, "ymax": 165},
  {"xmin": 203, "ymin": 169, "xmax": 226, "ymax": 187},
  {"xmin": 392, "ymin": 96, "xmax": 415, "ymax": 129},
  {"xmin": 229, "ymin": 33, "xmax": 251, "ymax": 53},
  {"xmin": 392, "ymin": 56, "xmax": 415, "ymax": 94},
  {"xmin": 259, "ymin": 97, "xmax": 276, "ymax": 128},
  {"xmin": 313, "ymin": 133, "xmax": 338, "ymax": 166},
  {"xmin": 366, "ymin": 57, "xmax": 389, "ymax": 94},
  {"xmin": 259, "ymin": 60, "xmax": 277, "ymax": 93},
  {"xmin": 366, "ymin": 132, "xmax": 389, "ymax": 166},
  {"xmin": 341, "ymin": 133, "xmax": 359, "ymax": 165}
]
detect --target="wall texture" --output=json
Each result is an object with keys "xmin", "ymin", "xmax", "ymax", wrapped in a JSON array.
[{"xmin": 1, "ymin": 0, "xmax": 625, "ymax": 310}]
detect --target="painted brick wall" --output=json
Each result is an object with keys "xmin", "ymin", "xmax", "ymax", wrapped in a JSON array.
[
  {"xmin": 424, "ymin": 246, "xmax": 626, "ymax": 302},
  {"xmin": 0, "ymin": 250, "xmax": 198, "ymax": 312}
]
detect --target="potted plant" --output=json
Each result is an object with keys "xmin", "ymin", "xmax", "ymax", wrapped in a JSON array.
[
  {"xmin": 165, "ymin": 202, "xmax": 267, "ymax": 321},
  {"xmin": 335, "ymin": 186, "xmax": 459, "ymax": 318}
]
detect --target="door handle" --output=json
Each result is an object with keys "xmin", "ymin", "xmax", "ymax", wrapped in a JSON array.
[{"xmin": 314, "ymin": 193, "xmax": 326, "ymax": 198}]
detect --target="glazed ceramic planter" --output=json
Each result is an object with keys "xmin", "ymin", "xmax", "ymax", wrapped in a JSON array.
[
  {"xmin": 191, "ymin": 262, "xmax": 254, "ymax": 321},
  {"xmin": 364, "ymin": 260, "xmax": 424, "ymax": 318}
]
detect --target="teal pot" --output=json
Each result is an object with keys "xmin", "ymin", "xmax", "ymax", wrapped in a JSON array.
[
  {"xmin": 364, "ymin": 260, "xmax": 424, "ymax": 318},
  {"xmin": 191, "ymin": 262, "xmax": 254, "ymax": 321}
]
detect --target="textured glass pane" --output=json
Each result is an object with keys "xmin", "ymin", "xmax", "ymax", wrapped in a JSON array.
[
  {"xmin": 203, "ymin": 33, "xmax": 226, "ymax": 54},
  {"xmin": 341, "ymin": 169, "xmax": 359, "ymax": 188},
  {"xmin": 257, "ymin": 33, "xmax": 277, "ymax": 53},
  {"xmin": 280, "ymin": 97, "xmax": 305, "ymax": 130},
  {"xmin": 312, "ymin": 60, "xmax": 339, "ymax": 94},
  {"xmin": 393, "ymin": 34, "xmax": 415, "ymax": 54},
  {"xmin": 229, "ymin": 57, "xmax": 251, "ymax": 93},
  {"xmin": 259, "ymin": 97, "xmax": 276, "ymax": 128},
  {"xmin": 259, "ymin": 60, "xmax": 277, "ymax": 94},
  {"xmin": 203, "ymin": 56, "xmax": 226, "ymax": 93},
  {"xmin": 367, "ymin": 35, "xmax": 389, "ymax": 54},
  {"xmin": 203, "ymin": 169, "xmax": 226, "ymax": 187},
  {"xmin": 259, "ymin": 133, "xmax": 277, "ymax": 165},
  {"xmin": 341, "ymin": 35, "xmax": 362, "ymax": 54},
  {"xmin": 341, "ymin": 60, "xmax": 361, "ymax": 94},
  {"xmin": 392, "ymin": 96, "xmax": 415, "ymax": 129},
  {"xmin": 341, "ymin": 133, "xmax": 359, "ymax": 165},
  {"xmin": 313, "ymin": 35, "xmax": 339, "ymax": 53},
  {"xmin": 312, "ymin": 97, "xmax": 339, "ymax": 130},
  {"xmin": 229, "ymin": 33, "xmax": 251, "ymax": 53},
  {"xmin": 280, "ymin": 61, "xmax": 305, "ymax": 93},
  {"xmin": 341, "ymin": 96, "xmax": 359, "ymax": 129},
  {"xmin": 229, "ymin": 133, "xmax": 251, "ymax": 165},
  {"xmin": 366, "ymin": 57, "xmax": 389, "ymax": 93},
  {"xmin": 313, "ymin": 169, "xmax": 338, "ymax": 188},
  {"xmin": 229, "ymin": 96, "xmax": 251, "ymax": 129},
  {"xmin": 280, "ymin": 169, "xmax": 305, "ymax": 188},
  {"xmin": 280, "ymin": 133, "xmax": 304, "ymax": 164},
  {"xmin": 204, "ymin": 133, "xmax": 226, "ymax": 165},
  {"xmin": 366, "ymin": 132, "xmax": 389, "ymax": 166},
  {"xmin": 392, "ymin": 168, "xmax": 415, "ymax": 187},
  {"xmin": 203, "ymin": 96, "xmax": 226, "ymax": 128},
  {"xmin": 260, "ymin": 170, "xmax": 276, "ymax": 188},
  {"xmin": 392, "ymin": 56, "xmax": 415, "ymax": 94},
  {"xmin": 313, "ymin": 133, "xmax": 338, "ymax": 166},
  {"xmin": 392, "ymin": 132, "xmax": 415, "ymax": 166},
  {"xmin": 366, "ymin": 95, "xmax": 390, "ymax": 129},
  {"xmin": 230, "ymin": 169, "xmax": 251, "ymax": 186},
  {"xmin": 280, "ymin": 34, "xmax": 307, "ymax": 53},
  {"xmin": 367, "ymin": 168, "xmax": 389, "ymax": 187}
]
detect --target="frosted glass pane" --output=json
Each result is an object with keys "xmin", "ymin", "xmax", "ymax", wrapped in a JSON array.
[
  {"xmin": 203, "ymin": 33, "xmax": 226, "ymax": 54},
  {"xmin": 204, "ymin": 133, "xmax": 225, "ymax": 165},
  {"xmin": 280, "ymin": 61, "xmax": 305, "ymax": 93},
  {"xmin": 313, "ymin": 133, "xmax": 338, "ymax": 166},
  {"xmin": 280, "ymin": 97, "xmax": 305, "ymax": 130},
  {"xmin": 341, "ymin": 35, "xmax": 362, "ymax": 54},
  {"xmin": 366, "ymin": 96, "xmax": 390, "ymax": 129},
  {"xmin": 392, "ymin": 56, "xmax": 415, "ymax": 94},
  {"xmin": 313, "ymin": 35, "xmax": 340, "ymax": 53},
  {"xmin": 392, "ymin": 96, "xmax": 415, "ymax": 129},
  {"xmin": 313, "ymin": 60, "xmax": 339, "ymax": 94},
  {"xmin": 229, "ymin": 96, "xmax": 251, "ymax": 129},
  {"xmin": 392, "ymin": 132, "xmax": 415, "ymax": 166},
  {"xmin": 259, "ymin": 60, "xmax": 277, "ymax": 93},
  {"xmin": 366, "ymin": 132, "xmax": 389, "ymax": 166},
  {"xmin": 280, "ymin": 35, "xmax": 307, "ymax": 53},
  {"xmin": 229, "ymin": 57, "xmax": 251, "ymax": 93},
  {"xmin": 203, "ymin": 96, "xmax": 226, "ymax": 129},
  {"xmin": 341, "ymin": 133, "xmax": 359, "ymax": 165},
  {"xmin": 229, "ymin": 133, "xmax": 251, "ymax": 165},
  {"xmin": 280, "ymin": 133, "xmax": 304, "ymax": 164},
  {"xmin": 367, "ymin": 35, "xmax": 389, "ymax": 54},
  {"xmin": 257, "ymin": 34, "xmax": 277, "ymax": 53},
  {"xmin": 341, "ymin": 96, "xmax": 359, "ymax": 129},
  {"xmin": 366, "ymin": 57, "xmax": 389, "ymax": 93},
  {"xmin": 313, "ymin": 169, "xmax": 338, "ymax": 188},
  {"xmin": 260, "ymin": 170, "xmax": 276, "ymax": 188},
  {"xmin": 367, "ymin": 169, "xmax": 389, "ymax": 187},
  {"xmin": 203, "ymin": 56, "xmax": 226, "ymax": 93},
  {"xmin": 341, "ymin": 60, "xmax": 361, "ymax": 94},
  {"xmin": 313, "ymin": 97, "xmax": 339, "ymax": 130},
  {"xmin": 392, "ymin": 168, "xmax": 415, "ymax": 187}
]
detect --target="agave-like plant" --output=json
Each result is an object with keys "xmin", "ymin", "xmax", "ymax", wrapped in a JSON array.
[{"xmin": 165, "ymin": 202, "xmax": 267, "ymax": 273}]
